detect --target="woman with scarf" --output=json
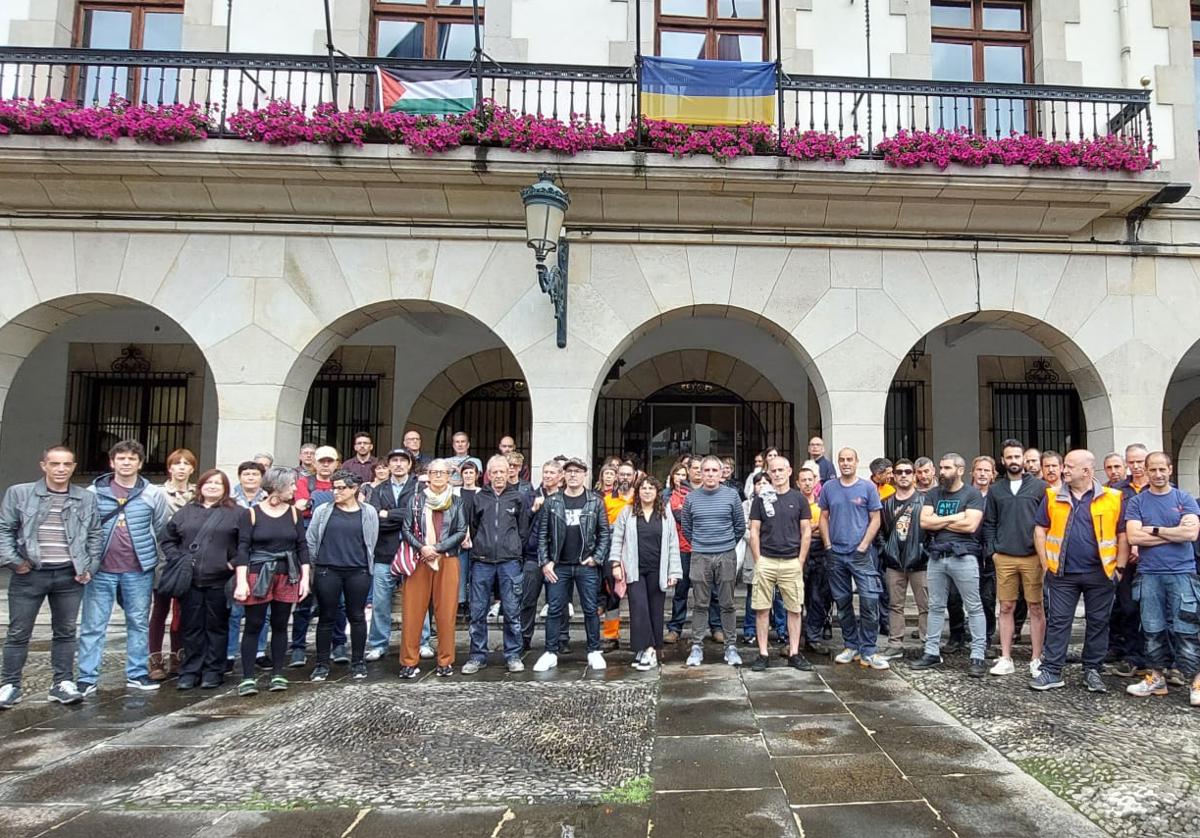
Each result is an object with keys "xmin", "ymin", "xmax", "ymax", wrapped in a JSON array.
[
  {"xmin": 306, "ymin": 469, "xmax": 378, "ymax": 682},
  {"xmin": 399, "ymin": 459, "xmax": 468, "ymax": 678},
  {"xmin": 609, "ymin": 475, "xmax": 681, "ymax": 670},
  {"xmin": 233, "ymin": 466, "xmax": 310, "ymax": 696}
]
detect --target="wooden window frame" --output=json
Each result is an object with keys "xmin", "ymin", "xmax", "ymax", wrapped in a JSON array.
[
  {"xmin": 655, "ymin": 0, "xmax": 770, "ymax": 61},
  {"xmin": 931, "ymin": 0, "xmax": 1032, "ymax": 83},
  {"xmin": 72, "ymin": 1, "xmax": 183, "ymax": 104},
  {"xmin": 369, "ymin": 0, "xmax": 482, "ymax": 60}
]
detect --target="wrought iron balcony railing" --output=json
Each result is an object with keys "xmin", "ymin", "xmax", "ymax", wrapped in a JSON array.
[{"xmin": 0, "ymin": 46, "xmax": 1153, "ymax": 159}]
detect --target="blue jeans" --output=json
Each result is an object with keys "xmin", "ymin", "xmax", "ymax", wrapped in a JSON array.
[
  {"xmin": 925, "ymin": 555, "xmax": 987, "ymax": 659},
  {"xmin": 828, "ymin": 550, "xmax": 882, "ymax": 658},
  {"xmin": 77, "ymin": 569, "xmax": 154, "ymax": 683},
  {"xmin": 367, "ymin": 563, "xmax": 430, "ymax": 653},
  {"xmin": 290, "ymin": 594, "xmax": 345, "ymax": 652},
  {"xmin": 546, "ymin": 563, "xmax": 601, "ymax": 653},
  {"xmin": 458, "ymin": 551, "xmax": 470, "ymax": 604},
  {"xmin": 1135, "ymin": 572, "xmax": 1200, "ymax": 675},
  {"xmin": 468, "ymin": 560, "xmax": 523, "ymax": 662}
]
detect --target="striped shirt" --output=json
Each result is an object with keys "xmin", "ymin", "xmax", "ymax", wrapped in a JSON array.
[
  {"xmin": 681, "ymin": 484, "xmax": 746, "ymax": 554},
  {"xmin": 37, "ymin": 491, "xmax": 72, "ymax": 565}
]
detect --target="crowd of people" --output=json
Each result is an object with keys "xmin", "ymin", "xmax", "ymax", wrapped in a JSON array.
[{"xmin": 0, "ymin": 429, "xmax": 1197, "ymax": 709}]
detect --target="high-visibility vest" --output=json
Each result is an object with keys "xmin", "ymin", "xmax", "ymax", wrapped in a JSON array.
[{"xmin": 1043, "ymin": 485, "xmax": 1122, "ymax": 578}]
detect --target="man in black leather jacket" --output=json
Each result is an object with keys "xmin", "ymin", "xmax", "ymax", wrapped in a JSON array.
[{"xmin": 875, "ymin": 458, "xmax": 929, "ymax": 659}]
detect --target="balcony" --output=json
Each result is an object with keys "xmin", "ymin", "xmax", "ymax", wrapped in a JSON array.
[{"xmin": 0, "ymin": 46, "xmax": 1169, "ymax": 237}]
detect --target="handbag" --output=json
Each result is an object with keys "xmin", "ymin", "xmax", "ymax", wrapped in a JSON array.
[
  {"xmin": 390, "ymin": 494, "xmax": 423, "ymax": 577},
  {"xmin": 156, "ymin": 508, "xmax": 225, "ymax": 598}
]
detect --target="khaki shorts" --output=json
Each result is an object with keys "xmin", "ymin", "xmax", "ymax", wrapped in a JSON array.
[
  {"xmin": 994, "ymin": 553, "xmax": 1044, "ymax": 604},
  {"xmin": 752, "ymin": 556, "xmax": 804, "ymax": 613}
]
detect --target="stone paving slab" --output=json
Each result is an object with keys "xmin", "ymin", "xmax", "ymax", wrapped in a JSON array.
[
  {"xmin": 655, "ymin": 696, "xmax": 758, "ymax": 736},
  {"xmin": 651, "ymin": 734, "xmax": 777, "ymax": 791},
  {"xmin": 870, "ymin": 724, "xmax": 1012, "ymax": 777},
  {"xmin": 757, "ymin": 713, "xmax": 878, "ymax": 757},
  {"xmin": 651, "ymin": 789, "xmax": 801, "ymax": 838},
  {"xmin": 793, "ymin": 800, "xmax": 956, "ymax": 837},
  {"xmin": 773, "ymin": 752, "xmax": 921, "ymax": 805}
]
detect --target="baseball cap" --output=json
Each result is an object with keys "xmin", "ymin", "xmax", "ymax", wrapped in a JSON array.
[
  {"xmin": 386, "ymin": 448, "xmax": 415, "ymax": 464},
  {"xmin": 314, "ymin": 445, "xmax": 339, "ymax": 462},
  {"xmin": 562, "ymin": 457, "xmax": 589, "ymax": 472}
]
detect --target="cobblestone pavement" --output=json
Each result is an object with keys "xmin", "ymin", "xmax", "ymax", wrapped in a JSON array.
[{"xmin": 893, "ymin": 646, "xmax": 1200, "ymax": 838}]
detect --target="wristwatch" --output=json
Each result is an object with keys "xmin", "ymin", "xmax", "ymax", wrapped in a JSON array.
[{"xmin": 1151, "ymin": 526, "xmax": 1160, "ymax": 537}]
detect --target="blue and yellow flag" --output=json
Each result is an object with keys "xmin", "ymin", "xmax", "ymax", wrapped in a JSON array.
[{"xmin": 641, "ymin": 56, "xmax": 775, "ymax": 126}]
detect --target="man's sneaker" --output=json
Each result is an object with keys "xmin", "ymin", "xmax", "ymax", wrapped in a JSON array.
[
  {"xmin": 641, "ymin": 648, "xmax": 658, "ymax": 670},
  {"xmin": 1029, "ymin": 658, "xmax": 1042, "ymax": 678},
  {"xmin": 76, "ymin": 681, "xmax": 96, "ymax": 697},
  {"xmin": 288, "ymin": 649, "xmax": 306, "ymax": 668},
  {"xmin": 1190, "ymin": 674, "xmax": 1200, "ymax": 707},
  {"xmin": 833, "ymin": 648, "xmax": 860, "ymax": 665},
  {"xmin": 176, "ymin": 675, "xmax": 198, "ymax": 691},
  {"xmin": 364, "ymin": 648, "xmax": 385, "ymax": 662},
  {"xmin": 351, "ymin": 662, "xmax": 368, "ymax": 680},
  {"xmin": 310, "ymin": 665, "xmax": 330, "ymax": 682},
  {"xmin": 724, "ymin": 647, "xmax": 743, "ymax": 667},
  {"xmin": 1166, "ymin": 668, "xmax": 1187, "ymax": 687},
  {"xmin": 399, "ymin": 665, "xmax": 420, "ymax": 679},
  {"xmin": 804, "ymin": 640, "xmax": 830, "ymax": 656},
  {"xmin": 741, "ymin": 634, "xmax": 758, "ymax": 647},
  {"xmin": 664, "ymin": 630, "xmax": 681, "ymax": 644},
  {"xmin": 1126, "ymin": 671, "xmax": 1168, "ymax": 697},
  {"xmin": 787, "ymin": 654, "xmax": 813, "ymax": 672},
  {"xmin": 461, "ymin": 659, "xmax": 485, "ymax": 675},
  {"xmin": 1029, "ymin": 670, "xmax": 1066, "ymax": 691},
  {"xmin": 989, "ymin": 657, "xmax": 1015, "ymax": 676},
  {"xmin": 200, "ymin": 676, "xmax": 222, "ymax": 690},
  {"xmin": 1083, "ymin": 669, "xmax": 1107, "ymax": 693},
  {"xmin": 860, "ymin": 654, "xmax": 890, "ymax": 671},
  {"xmin": 436, "ymin": 665, "xmax": 454, "ymax": 677},
  {"xmin": 0, "ymin": 684, "xmax": 22, "ymax": 709},
  {"xmin": 750, "ymin": 654, "xmax": 770, "ymax": 672},
  {"xmin": 686, "ymin": 645, "xmax": 703, "ymax": 667},
  {"xmin": 256, "ymin": 654, "xmax": 273, "ymax": 670},
  {"xmin": 269, "ymin": 675, "xmax": 288, "ymax": 691},
  {"xmin": 48, "ymin": 681, "xmax": 82, "ymax": 705},
  {"xmin": 506, "ymin": 658, "xmax": 525, "ymax": 673},
  {"xmin": 967, "ymin": 658, "xmax": 987, "ymax": 678},
  {"xmin": 487, "ymin": 602, "xmax": 501, "ymax": 622},
  {"xmin": 533, "ymin": 652, "xmax": 559, "ymax": 672},
  {"xmin": 909, "ymin": 654, "xmax": 943, "ymax": 670},
  {"xmin": 419, "ymin": 644, "xmax": 435, "ymax": 660},
  {"xmin": 331, "ymin": 645, "xmax": 350, "ymax": 665},
  {"xmin": 126, "ymin": 676, "xmax": 160, "ymax": 691},
  {"xmin": 879, "ymin": 644, "xmax": 905, "ymax": 660},
  {"xmin": 1105, "ymin": 659, "xmax": 1137, "ymax": 678},
  {"xmin": 587, "ymin": 651, "xmax": 607, "ymax": 671},
  {"xmin": 237, "ymin": 678, "xmax": 258, "ymax": 696}
]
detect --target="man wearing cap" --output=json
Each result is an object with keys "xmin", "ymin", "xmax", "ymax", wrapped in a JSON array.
[
  {"xmin": 365, "ymin": 448, "xmax": 420, "ymax": 661},
  {"xmin": 288, "ymin": 446, "xmax": 342, "ymax": 667},
  {"xmin": 533, "ymin": 457, "xmax": 611, "ymax": 672}
]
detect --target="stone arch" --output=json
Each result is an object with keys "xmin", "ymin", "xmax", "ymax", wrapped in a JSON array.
[
  {"xmin": 406, "ymin": 348, "xmax": 525, "ymax": 443},
  {"xmin": 1177, "ymin": 419, "xmax": 1200, "ymax": 495},
  {"xmin": 601, "ymin": 350, "xmax": 785, "ymax": 403}
]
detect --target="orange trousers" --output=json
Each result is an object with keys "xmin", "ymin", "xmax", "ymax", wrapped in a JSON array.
[{"xmin": 400, "ymin": 557, "xmax": 460, "ymax": 667}]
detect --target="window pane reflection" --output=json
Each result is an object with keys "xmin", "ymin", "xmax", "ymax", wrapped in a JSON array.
[
  {"xmin": 660, "ymin": 29, "xmax": 707, "ymax": 58},
  {"xmin": 718, "ymin": 0, "xmax": 763, "ymax": 19},
  {"xmin": 436, "ymin": 22, "xmax": 476, "ymax": 59},
  {"xmin": 982, "ymin": 4, "xmax": 1022, "ymax": 31},
  {"xmin": 931, "ymin": 3, "xmax": 971, "ymax": 28},
  {"xmin": 377, "ymin": 19, "xmax": 425, "ymax": 58},
  {"xmin": 661, "ymin": 0, "xmax": 707, "ymax": 16}
]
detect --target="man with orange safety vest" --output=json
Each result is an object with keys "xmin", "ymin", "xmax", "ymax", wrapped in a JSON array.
[{"xmin": 1031, "ymin": 449, "xmax": 1128, "ymax": 693}]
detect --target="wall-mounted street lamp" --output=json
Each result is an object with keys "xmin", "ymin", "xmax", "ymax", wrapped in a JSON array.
[{"xmin": 520, "ymin": 172, "xmax": 571, "ymax": 348}]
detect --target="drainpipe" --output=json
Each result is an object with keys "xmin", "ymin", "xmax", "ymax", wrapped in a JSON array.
[{"xmin": 1116, "ymin": 0, "xmax": 1133, "ymax": 88}]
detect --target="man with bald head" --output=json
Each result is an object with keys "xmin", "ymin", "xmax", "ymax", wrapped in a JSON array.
[
  {"xmin": 1107, "ymin": 443, "xmax": 1151, "ymax": 678},
  {"xmin": 1032, "ymin": 449, "xmax": 1128, "ymax": 693},
  {"xmin": 807, "ymin": 437, "xmax": 836, "ymax": 484}
]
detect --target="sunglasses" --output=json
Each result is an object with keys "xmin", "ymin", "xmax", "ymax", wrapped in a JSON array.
[{"xmin": 894, "ymin": 468, "xmax": 913, "ymax": 475}]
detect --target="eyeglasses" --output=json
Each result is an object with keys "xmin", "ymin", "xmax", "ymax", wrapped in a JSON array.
[
  {"xmin": 427, "ymin": 469, "xmax": 448, "ymax": 476},
  {"xmin": 894, "ymin": 468, "xmax": 913, "ymax": 475}
]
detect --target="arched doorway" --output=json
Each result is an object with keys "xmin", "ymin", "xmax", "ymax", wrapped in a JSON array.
[
  {"xmin": 595, "ymin": 381, "xmax": 793, "ymax": 479},
  {"xmin": 436, "ymin": 379, "xmax": 532, "ymax": 458}
]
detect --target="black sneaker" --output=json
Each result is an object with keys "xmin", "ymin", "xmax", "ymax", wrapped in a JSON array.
[
  {"xmin": 200, "ymin": 676, "xmax": 222, "ymax": 690},
  {"xmin": 332, "ymin": 645, "xmax": 350, "ymax": 665},
  {"xmin": 256, "ymin": 654, "xmax": 273, "ymax": 670},
  {"xmin": 750, "ymin": 654, "xmax": 770, "ymax": 672},
  {"xmin": 1083, "ymin": 669, "xmax": 1108, "ymax": 693},
  {"xmin": 351, "ymin": 662, "xmax": 368, "ymax": 680},
  {"xmin": 804, "ymin": 640, "xmax": 830, "ymax": 656},
  {"xmin": 910, "ymin": 654, "xmax": 943, "ymax": 669},
  {"xmin": 126, "ymin": 676, "xmax": 160, "ymax": 691},
  {"xmin": 1029, "ymin": 670, "xmax": 1066, "ymax": 691},
  {"xmin": 967, "ymin": 658, "xmax": 987, "ymax": 678},
  {"xmin": 399, "ymin": 665, "xmax": 420, "ymax": 679},
  {"xmin": 435, "ymin": 665, "xmax": 454, "ymax": 677},
  {"xmin": 310, "ymin": 665, "xmax": 330, "ymax": 682},
  {"xmin": 224, "ymin": 658, "xmax": 235, "ymax": 674},
  {"xmin": 176, "ymin": 675, "xmax": 198, "ymax": 691},
  {"xmin": 287, "ymin": 648, "xmax": 306, "ymax": 668},
  {"xmin": 741, "ymin": 634, "xmax": 758, "ymax": 647},
  {"xmin": 943, "ymin": 640, "xmax": 964, "ymax": 655},
  {"xmin": 47, "ymin": 681, "xmax": 82, "ymax": 705},
  {"xmin": 787, "ymin": 654, "xmax": 813, "ymax": 671},
  {"xmin": 1104, "ymin": 660, "xmax": 1137, "ymax": 678},
  {"xmin": 76, "ymin": 681, "xmax": 96, "ymax": 697}
]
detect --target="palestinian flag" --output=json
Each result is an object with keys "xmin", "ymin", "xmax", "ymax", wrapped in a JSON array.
[{"xmin": 376, "ymin": 67, "xmax": 475, "ymax": 116}]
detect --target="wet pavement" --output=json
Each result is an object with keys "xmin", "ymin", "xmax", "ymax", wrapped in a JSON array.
[{"xmin": 0, "ymin": 587, "xmax": 1190, "ymax": 837}]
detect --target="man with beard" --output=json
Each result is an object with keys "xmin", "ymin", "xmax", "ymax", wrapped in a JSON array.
[
  {"xmin": 876, "ymin": 458, "xmax": 929, "ymax": 659},
  {"xmin": 914, "ymin": 458, "xmax": 937, "ymax": 493},
  {"xmin": 983, "ymin": 439, "xmax": 1048, "ymax": 677},
  {"xmin": 1041, "ymin": 451, "xmax": 1064, "ymax": 492},
  {"xmin": 913, "ymin": 454, "xmax": 988, "ymax": 678}
]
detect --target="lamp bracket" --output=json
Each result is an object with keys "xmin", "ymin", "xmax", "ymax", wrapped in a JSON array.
[{"xmin": 535, "ymin": 238, "xmax": 569, "ymax": 349}]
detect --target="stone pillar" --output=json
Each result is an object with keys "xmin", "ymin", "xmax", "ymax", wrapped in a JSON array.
[{"xmin": 212, "ymin": 382, "xmax": 285, "ymax": 477}]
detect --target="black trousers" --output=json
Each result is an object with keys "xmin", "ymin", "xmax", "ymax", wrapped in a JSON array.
[
  {"xmin": 803, "ymin": 554, "xmax": 832, "ymax": 643},
  {"xmin": 314, "ymin": 566, "xmax": 371, "ymax": 665},
  {"xmin": 243, "ymin": 599, "xmax": 292, "ymax": 676},
  {"xmin": 1042, "ymin": 568, "xmax": 1115, "ymax": 677},
  {"xmin": 627, "ymin": 569, "xmax": 665, "ymax": 653},
  {"xmin": 179, "ymin": 584, "xmax": 230, "ymax": 682},
  {"xmin": 520, "ymin": 560, "xmax": 568, "ymax": 648},
  {"xmin": 1108, "ymin": 561, "xmax": 1146, "ymax": 665}
]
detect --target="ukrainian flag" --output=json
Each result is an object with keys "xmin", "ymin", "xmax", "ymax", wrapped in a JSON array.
[{"xmin": 641, "ymin": 56, "xmax": 776, "ymax": 126}]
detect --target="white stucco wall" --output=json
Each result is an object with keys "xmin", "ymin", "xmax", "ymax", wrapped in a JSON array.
[
  {"xmin": 227, "ymin": 0, "xmax": 324, "ymax": 54},
  {"xmin": 0, "ymin": 1, "xmax": 33, "ymax": 47},
  {"xmin": 512, "ymin": 0, "xmax": 627, "ymax": 65},
  {"xmin": 796, "ymin": 0, "xmax": 907, "ymax": 78},
  {"xmin": 1065, "ymin": 1, "xmax": 1123, "ymax": 89}
]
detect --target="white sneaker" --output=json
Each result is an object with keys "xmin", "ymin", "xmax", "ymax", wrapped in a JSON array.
[
  {"xmin": 364, "ymin": 648, "xmax": 384, "ymax": 662},
  {"xmin": 539, "ymin": 604, "xmax": 549, "ymax": 618},
  {"xmin": 860, "ymin": 654, "xmax": 890, "ymax": 670},
  {"xmin": 419, "ymin": 644, "xmax": 435, "ymax": 660},
  {"xmin": 686, "ymin": 645, "xmax": 703, "ymax": 667},
  {"xmin": 587, "ymin": 651, "xmax": 607, "ymax": 670},
  {"xmin": 569, "ymin": 604, "xmax": 575, "ymax": 618},
  {"xmin": 642, "ymin": 648, "xmax": 658, "ymax": 670},
  {"xmin": 533, "ymin": 652, "xmax": 558, "ymax": 672},
  {"xmin": 1029, "ymin": 658, "xmax": 1042, "ymax": 678},
  {"xmin": 990, "ymin": 656, "xmax": 1015, "ymax": 676},
  {"xmin": 834, "ymin": 648, "xmax": 860, "ymax": 665},
  {"xmin": 487, "ymin": 602, "xmax": 501, "ymax": 622}
]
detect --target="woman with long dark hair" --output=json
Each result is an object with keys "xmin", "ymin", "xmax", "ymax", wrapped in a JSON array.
[
  {"xmin": 306, "ymin": 469, "xmax": 377, "ymax": 682},
  {"xmin": 610, "ymin": 475, "xmax": 681, "ymax": 670},
  {"xmin": 161, "ymin": 469, "xmax": 240, "ymax": 690},
  {"xmin": 233, "ymin": 467, "xmax": 310, "ymax": 696}
]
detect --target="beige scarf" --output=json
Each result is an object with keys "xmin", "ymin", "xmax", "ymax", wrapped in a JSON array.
[{"xmin": 422, "ymin": 487, "xmax": 454, "ymax": 570}]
